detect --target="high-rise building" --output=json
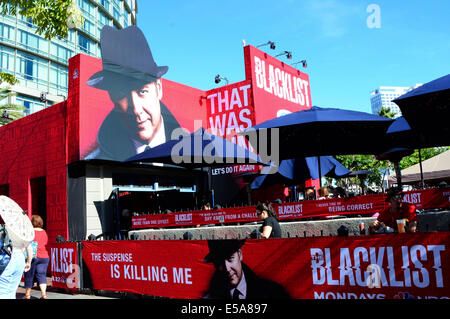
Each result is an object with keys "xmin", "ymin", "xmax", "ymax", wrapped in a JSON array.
[
  {"xmin": 370, "ymin": 84, "xmax": 422, "ymax": 118},
  {"xmin": 0, "ymin": 0, "xmax": 137, "ymax": 116}
]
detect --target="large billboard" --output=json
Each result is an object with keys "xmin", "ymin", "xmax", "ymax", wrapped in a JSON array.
[
  {"xmin": 71, "ymin": 26, "xmax": 312, "ymax": 164},
  {"xmin": 81, "ymin": 233, "xmax": 450, "ymax": 299},
  {"xmin": 72, "ymin": 26, "xmax": 206, "ymax": 162}
]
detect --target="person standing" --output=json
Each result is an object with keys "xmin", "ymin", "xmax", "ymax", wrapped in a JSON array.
[
  {"xmin": 23, "ymin": 215, "xmax": 50, "ymax": 299},
  {"xmin": 256, "ymin": 203, "xmax": 282, "ymax": 238}
]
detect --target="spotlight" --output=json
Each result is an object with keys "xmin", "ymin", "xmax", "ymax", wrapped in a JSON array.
[
  {"xmin": 292, "ymin": 60, "xmax": 308, "ymax": 68},
  {"xmin": 214, "ymin": 74, "xmax": 229, "ymax": 85},
  {"xmin": 275, "ymin": 51, "xmax": 292, "ymax": 59},
  {"xmin": 257, "ymin": 41, "xmax": 276, "ymax": 50}
]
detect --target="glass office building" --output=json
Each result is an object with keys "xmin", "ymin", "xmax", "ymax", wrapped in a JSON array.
[
  {"xmin": 0, "ymin": 0, "xmax": 137, "ymax": 116},
  {"xmin": 370, "ymin": 84, "xmax": 422, "ymax": 118}
]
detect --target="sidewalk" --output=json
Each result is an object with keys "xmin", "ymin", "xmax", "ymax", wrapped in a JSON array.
[{"xmin": 15, "ymin": 277, "xmax": 115, "ymax": 299}]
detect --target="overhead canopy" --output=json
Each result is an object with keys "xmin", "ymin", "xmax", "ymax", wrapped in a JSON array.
[
  {"xmin": 389, "ymin": 150, "xmax": 450, "ymax": 184},
  {"xmin": 392, "ymin": 74, "xmax": 450, "ymax": 147},
  {"xmin": 251, "ymin": 156, "xmax": 350, "ymax": 190},
  {"xmin": 126, "ymin": 127, "xmax": 263, "ymax": 168},
  {"xmin": 242, "ymin": 106, "xmax": 394, "ymax": 159}
]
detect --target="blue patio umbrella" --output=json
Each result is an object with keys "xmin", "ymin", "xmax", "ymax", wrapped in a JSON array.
[
  {"xmin": 392, "ymin": 74, "xmax": 450, "ymax": 147},
  {"xmin": 251, "ymin": 156, "xmax": 350, "ymax": 190},
  {"xmin": 125, "ymin": 127, "xmax": 263, "ymax": 167},
  {"xmin": 242, "ymin": 106, "xmax": 394, "ymax": 160},
  {"xmin": 385, "ymin": 116, "xmax": 435, "ymax": 187}
]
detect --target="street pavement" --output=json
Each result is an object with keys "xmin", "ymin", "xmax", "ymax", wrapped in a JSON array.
[{"xmin": 15, "ymin": 277, "xmax": 115, "ymax": 299}]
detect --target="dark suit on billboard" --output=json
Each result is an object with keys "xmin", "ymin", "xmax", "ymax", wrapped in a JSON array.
[{"xmin": 204, "ymin": 262, "xmax": 290, "ymax": 299}]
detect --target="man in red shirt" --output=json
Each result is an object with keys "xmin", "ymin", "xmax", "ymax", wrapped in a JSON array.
[{"xmin": 369, "ymin": 187, "xmax": 418, "ymax": 234}]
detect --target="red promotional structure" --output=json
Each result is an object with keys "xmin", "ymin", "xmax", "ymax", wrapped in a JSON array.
[
  {"xmin": 131, "ymin": 187, "xmax": 450, "ymax": 229},
  {"xmin": 49, "ymin": 242, "xmax": 79, "ymax": 291},
  {"xmin": 0, "ymin": 39, "xmax": 312, "ymax": 242},
  {"xmin": 76, "ymin": 233, "xmax": 450, "ymax": 299},
  {"xmin": 2, "ymin": 26, "xmax": 449, "ymax": 300}
]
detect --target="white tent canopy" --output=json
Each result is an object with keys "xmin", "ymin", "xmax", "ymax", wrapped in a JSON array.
[{"xmin": 389, "ymin": 150, "xmax": 450, "ymax": 185}]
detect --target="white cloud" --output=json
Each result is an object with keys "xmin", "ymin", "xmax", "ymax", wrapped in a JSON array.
[{"xmin": 302, "ymin": 0, "xmax": 361, "ymax": 38}]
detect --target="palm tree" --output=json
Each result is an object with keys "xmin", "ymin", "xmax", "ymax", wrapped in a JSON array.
[
  {"xmin": 377, "ymin": 107, "xmax": 397, "ymax": 119},
  {"xmin": 0, "ymin": 86, "xmax": 25, "ymax": 126}
]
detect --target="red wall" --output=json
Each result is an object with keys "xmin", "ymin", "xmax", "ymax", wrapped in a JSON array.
[
  {"xmin": 0, "ymin": 102, "xmax": 69, "ymax": 242},
  {"xmin": 0, "ymin": 46, "xmax": 314, "ymax": 241}
]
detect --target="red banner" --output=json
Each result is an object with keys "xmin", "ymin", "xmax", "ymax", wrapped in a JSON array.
[
  {"xmin": 132, "ymin": 187, "xmax": 450, "ymax": 229},
  {"xmin": 81, "ymin": 232, "xmax": 450, "ymax": 299},
  {"xmin": 49, "ymin": 242, "xmax": 79, "ymax": 290},
  {"xmin": 244, "ymin": 45, "xmax": 312, "ymax": 124}
]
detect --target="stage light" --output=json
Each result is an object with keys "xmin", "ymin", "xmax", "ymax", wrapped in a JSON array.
[
  {"xmin": 292, "ymin": 60, "xmax": 308, "ymax": 68},
  {"xmin": 257, "ymin": 41, "xmax": 276, "ymax": 50},
  {"xmin": 214, "ymin": 74, "xmax": 229, "ymax": 85},
  {"xmin": 275, "ymin": 51, "xmax": 292, "ymax": 59}
]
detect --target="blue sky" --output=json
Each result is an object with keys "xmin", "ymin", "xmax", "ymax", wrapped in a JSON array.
[{"xmin": 137, "ymin": 0, "xmax": 450, "ymax": 113}]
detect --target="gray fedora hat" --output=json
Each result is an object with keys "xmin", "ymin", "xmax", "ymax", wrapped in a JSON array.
[
  {"xmin": 204, "ymin": 239, "xmax": 246, "ymax": 263},
  {"xmin": 87, "ymin": 26, "xmax": 168, "ymax": 90}
]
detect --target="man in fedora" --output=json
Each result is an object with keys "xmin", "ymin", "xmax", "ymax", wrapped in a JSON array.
[
  {"xmin": 369, "ymin": 187, "xmax": 418, "ymax": 234},
  {"xmin": 203, "ymin": 239, "xmax": 290, "ymax": 299},
  {"xmin": 85, "ymin": 26, "xmax": 181, "ymax": 162}
]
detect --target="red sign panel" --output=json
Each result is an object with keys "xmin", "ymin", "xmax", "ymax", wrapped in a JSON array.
[
  {"xmin": 132, "ymin": 187, "xmax": 450, "ymax": 229},
  {"xmin": 81, "ymin": 232, "xmax": 450, "ymax": 299},
  {"xmin": 244, "ymin": 45, "xmax": 312, "ymax": 124},
  {"xmin": 49, "ymin": 242, "xmax": 79, "ymax": 290}
]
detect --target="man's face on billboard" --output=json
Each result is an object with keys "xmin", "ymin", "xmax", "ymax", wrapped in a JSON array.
[
  {"xmin": 114, "ymin": 79, "xmax": 163, "ymax": 143},
  {"xmin": 215, "ymin": 249, "xmax": 243, "ymax": 288}
]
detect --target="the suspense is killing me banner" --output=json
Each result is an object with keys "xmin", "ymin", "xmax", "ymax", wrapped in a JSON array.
[{"xmin": 81, "ymin": 232, "xmax": 450, "ymax": 299}]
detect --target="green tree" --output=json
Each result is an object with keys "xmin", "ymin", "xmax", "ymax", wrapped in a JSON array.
[
  {"xmin": 0, "ymin": 0, "xmax": 84, "ymax": 83},
  {"xmin": 0, "ymin": 0, "xmax": 78, "ymax": 40},
  {"xmin": 332, "ymin": 154, "xmax": 390, "ymax": 191},
  {"xmin": 0, "ymin": 72, "xmax": 19, "ymax": 85},
  {"xmin": 0, "ymin": 87, "xmax": 25, "ymax": 125},
  {"xmin": 377, "ymin": 107, "xmax": 397, "ymax": 119},
  {"xmin": 399, "ymin": 147, "xmax": 448, "ymax": 170}
]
